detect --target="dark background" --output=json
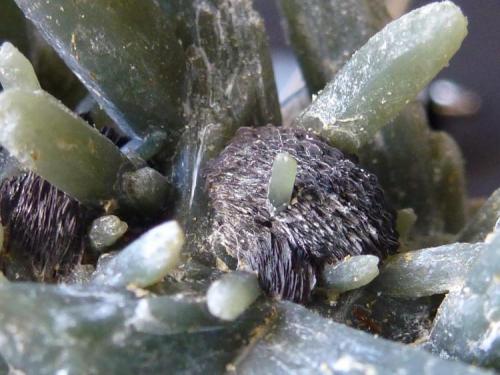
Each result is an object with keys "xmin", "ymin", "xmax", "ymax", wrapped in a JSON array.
[{"xmin": 254, "ymin": 0, "xmax": 500, "ymax": 197}]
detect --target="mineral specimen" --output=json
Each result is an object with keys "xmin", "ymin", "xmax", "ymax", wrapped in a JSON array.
[
  {"xmin": 295, "ymin": 1, "xmax": 468, "ymax": 153},
  {"xmin": 91, "ymin": 221, "xmax": 184, "ymax": 288},
  {"xmin": 89, "ymin": 215, "xmax": 128, "ymax": 252},
  {"xmin": 206, "ymin": 271, "xmax": 261, "ymax": 321},
  {"xmin": 267, "ymin": 152, "xmax": 297, "ymax": 214},
  {"xmin": 460, "ymin": 188, "xmax": 500, "ymax": 242},
  {"xmin": 205, "ymin": 126, "xmax": 398, "ymax": 302},
  {"xmin": 323, "ymin": 255, "xmax": 380, "ymax": 294}
]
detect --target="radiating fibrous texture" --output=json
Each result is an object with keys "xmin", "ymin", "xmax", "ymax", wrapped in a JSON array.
[
  {"xmin": 360, "ymin": 103, "xmax": 467, "ymax": 235},
  {"xmin": 460, "ymin": 188, "xmax": 500, "ymax": 242},
  {"xmin": 206, "ymin": 271, "xmax": 260, "ymax": 321},
  {"xmin": 205, "ymin": 126, "xmax": 398, "ymax": 302},
  {"xmin": 427, "ymin": 232, "xmax": 500, "ymax": 369},
  {"xmin": 374, "ymin": 242, "xmax": 485, "ymax": 297},
  {"xmin": 0, "ymin": 90, "xmax": 130, "ymax": 204},
  {"xmin": 14, "ymin": 0, "xmax": 186, "ymax": 138},
  {"xmin": 279, "ymin": 0, "xmax": 390, "ymax": 94},
  {"xmin": 295, "ymin": 1, "xmax": 468, "ymax": 153},
  {"xmin": 91, "ymin": 221, "xmax": 184, "ymax": 288}
]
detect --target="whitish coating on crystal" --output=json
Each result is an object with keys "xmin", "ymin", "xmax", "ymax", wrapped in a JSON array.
[
  {"xmin": 427, "ymin": 232, "xmax": 500, "ymax": 368},
  {"xmin": 91, "ymin": 221, "xmax": 185, "ymax": 288},
  {"xmin": 207, "ymin": 271, "xmax": 260, "ymax": 321},
  {"xmin": 0, "ymin": 89, "xmax": 130, "ymax": 204},
  {"xmin": 89, "ymin": 215, "xmax": 128, "ymax": 251},
  {"xmin": 323, "ymin": 255, "xmax": 380, "ymax": 293},
  {"xmin": 0, "ymin": 42, "xmax": 41, "ymax": 91},
  {"xmin": 268, "ymin": 152, "xmax": 297, "ymax": 214},
  {"xmin": 374, "ymin": 242, "xmax": 485, "ymax": 297},
  {"xmin": 295, "ymin": 1, "xmax": 468, "ymax": 153},
  {"xmin": 460, "ymin": 188, "xmax": 500, "ymax": 242}
]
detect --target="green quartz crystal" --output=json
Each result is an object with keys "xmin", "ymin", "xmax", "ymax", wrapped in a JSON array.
[
  {"xmin": 323, "ymin": 255, "xmax": 380, "ymax": 294},
  {"xmin": 0, "ymin": 42, "xmax": 40, "ymax": 90},
  {"xmin": 374, "ymin": 242, "xmax": 485, "ymax": 298},
  {"xmin": 14, "ymin": 0, "xmax": 186, "ymax": 138},
  {"xmin": 267, "ymin": 152, "xmax": 297, "ymax": 214},
  {"xmin": 0, "ymin": 283, "xmax": 266, "ymax": 374},
  {"xmin": 89, "ymin": 215, "xmax": 128, "ymax": 252},
  {"xmin": 91, "ymin": 221, "xmax": 184, "ymax": 288},
  {"xmin": 169, "ymin": 0, "xmax": 281, "ymax": 225},
  {"xmin": 279, "ymin": 0, "xmax": 390, "ymax": 94},
  {"xmin": 234, "ymin": 302, "xmax": 489, "ymax": 374},
  {"xmin": 426, "ymin": 232, "xmax": 500, "ymax": 369},
  {"xmin": 295, "ymin": 1, "xmax": 468, "ymax": 153},
  {"xmin": 206, "ymin": 271, "xmax": 261, "ymax": 321},
  {"xmin": 460, "ymin": 188, "xmax": 500, "ymax": 242},
  {"xmin": 360, "ymin": 102, "xmax": 467, "ymax": 236},
  {"xmin": 0, "ymin": 89, "xmax": 131, "ymax": 204}
]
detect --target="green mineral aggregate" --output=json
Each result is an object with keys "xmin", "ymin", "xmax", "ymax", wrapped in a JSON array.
[
  {"xmin": 294, "ymin": 1, "xmax": 468, "ymax": 154},
  {"xmin": 279, "ymin": 0, "xmax": 390, "ymax": 94},
  {"xmin": 429, "ymin": 131, "xmax": 467, "ymax": 234},
  {"xmin": 206, "ymin": 271, "xmax": 261, "ymax": 321},
  {"xmin": 374, "ymin": 242, "xmax": 485, "ymax": 298},
  {"xmin": 0, "ymin": 283, "xmax": 490, "ymax": 374},
  {"xmin": 235, "ymin": 302, "xmax": 489, "ymax": 374},
  {"xmin": 119, "ymin": 167, "xmax": 171, "ymax": 215},
  {"xmin": 168, "ymin": 0, "xmax": 281, "ymax": 224},
  {"xmin": 0, "ymin": 89, "xmax": 131, "ymax": 204},
  {"xmin": 14, "ymin": 0, "xmax": 186, "ymax": 138},
  {"xmin": 0, "ymin": 42, "xmax": 40, "ymax": 91},
  {"xmin": 0, "ymin": 283, "xmax": 265, "ymax": 374},
  {"xmin": 89, "ymin": 215, "xmax": 128, "ymax": 252},
  {"xmin": 91, "ymin": 221, "xmax": 185, "ymax": 288},
  {"xmin": 426, "ymin": 232, "xmax": 500, "ymax": 369},
  {"xmin": 360, "ymin": 102, "xmax": 467, "ymax": 236},
  {"xmin": 267, "ymin": 152, "xmax": 297, "ymax": 214},
  {"xmin": 460, "ymin": 188, "xmax": 500, "ymax": 242},
  {"xmin": 323, "ymin": 255, "xmax": 380, "ymax": 294}
]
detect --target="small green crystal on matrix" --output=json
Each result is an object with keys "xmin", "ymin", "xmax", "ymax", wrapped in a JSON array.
[
  {"xmin": 323, "ymin": 255, "xmax": 380, "ymax": 294},
  {"xmin": 267, "ymin": 152, "xmax": 297, "ymax": 214},
  {"xmin": 89, "ymin": 215, "xmax": 128, "ymax": 252},
  {"xmin": 295, "ymin": 1, "xmax": 468, "ymax": 153}
]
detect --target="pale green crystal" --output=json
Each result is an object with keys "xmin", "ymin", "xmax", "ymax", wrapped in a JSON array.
[
  {"xmin": 360, "ymin": 102, "xmax": 467, "ymax": 236},
  {"xmin": 323, "ymin": 255, "xmax": 380, "ymax": 294},
  {"xmin": 0, "ymin": 89, "xmax": 131, "ymax": 204},
  {"xmin": 235, "ymin": 302, "xmax": 489, "ymax": 374},
  {"xmin": 374, "ymin": 242, "xmax": 485, "ymax": 298},
  {"xmin": 460, "ymin": 188, "xmax": 500, "ymax": 242},
  {"xmin": 279, "ymin": 0, "xmax": 389, "ymax": 94},
  {"xmin": 396, "ymin": 208, "xmax": 417, "ymax": 242},
  {"xmin": 426, "ymin": 232, "xmax": 500, "ymax": 369},
  {"xmin": 89, "ymin": 215, "xmax": 128, "ymax": 252},
  {"xmin": 14, "ymin": 0, "xmax": 186, "ymax": 138},
  {"xmin": 207, "ymin": 271, "xmax": 260, "ymax": 321},
  {"xmin": 295, "ymin": 1, "xmax": 468, "ymax": 153},
  {"xmin": 0, "ymin": 42, "xmax": 40, "ymax": 90},
  {"xmin": 267, "ymin": 152, "xmax": 297, "ymax": 214},
  {"xmin": 92, "ymin": 221, "xmax": 184, "ymax": 288}
]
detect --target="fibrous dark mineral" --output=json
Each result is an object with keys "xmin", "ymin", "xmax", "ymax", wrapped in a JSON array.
[
  {"xmin": 205, "ymin": 126, "xmax": 399, "ymax": 303},
  {"xmin": 0, "ymin": 171, "xmax": 89, "ymax": 281}
]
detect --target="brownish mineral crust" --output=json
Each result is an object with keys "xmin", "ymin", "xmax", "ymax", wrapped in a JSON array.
[{"xmin": 205, "ymin": 126, "xmax": 399, "ymax": 303}]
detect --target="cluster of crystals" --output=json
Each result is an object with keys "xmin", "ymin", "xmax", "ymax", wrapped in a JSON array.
[{"xmin": 0, "ymin": 0, "xmax": 496, "ymax": 374}]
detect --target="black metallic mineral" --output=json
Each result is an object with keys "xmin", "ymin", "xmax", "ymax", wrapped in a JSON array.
[{"xmin": 205, "ymin": 126, "xmax": 399, "ymax": 303}]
